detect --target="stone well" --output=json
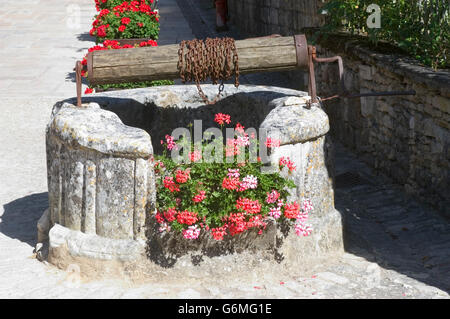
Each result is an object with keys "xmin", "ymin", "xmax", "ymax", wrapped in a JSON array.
[{"xmin": 38, "ymin": 84, "xmax": 344, "ymax": 278}]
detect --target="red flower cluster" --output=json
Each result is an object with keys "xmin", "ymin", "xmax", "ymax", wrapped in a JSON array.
[
  {"xmin": 279, "ymin": 156, "xmax": 296, "ymax": 172},
  {"xmin": 163, "ymin": 208, "xmax": 177, "ymax": 222},
  {"xmin": 90, "ymin": 0, "xmax": 159, "ymax": 40},
  {"xmin": 214, "ymin": 113, "xmax": 231, "ymax": 125},
  {"xmin": 163, "ymin": 176, "xmax": 180, "ymax": 193},
  {"xmin": 175, "ymin": 169, "xmax": 190, "ymax": 184},
  {"xmin": 222, "ymin": 177, "xmax": 240, "ymax": 190},
  {"xmin": 283, "ymin": 202, "xmax": 300, "ymax": 219},
  {"xmin": 192, "ymin": 190, "xmax": 206, "ymax": 203},
  {"xmin": 211, "ymin": 225, "xmax": 228, "ymax": 241},
  {"xmin": 156, "ymin": 208, "xmax": 198, "ymax": 226},
  {"xmin": 235, "ymin": 197, "xmax": 261, "ymax": 215},
  {"xmin": 176, "ymin": 210, "xmax": 199, "ymax": 226}
]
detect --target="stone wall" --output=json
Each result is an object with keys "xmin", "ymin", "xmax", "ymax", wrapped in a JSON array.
[
  {"xmin": 309, "ymin": 40, "xmax": 450, "ymax": 214},
  {"xmin": 226, "ymin": 1, "xmax": 450, "ymax": 214},
  {"xmin": 227, "ymin": 0, "xmax": 325, "ymax": 36}
]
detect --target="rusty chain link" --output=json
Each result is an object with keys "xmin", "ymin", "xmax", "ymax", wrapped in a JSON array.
[{"xmin": 178, "ymin": 37, "xmax": 239, "ymax": 105}]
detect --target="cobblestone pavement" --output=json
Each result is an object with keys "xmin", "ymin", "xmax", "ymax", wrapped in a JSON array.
[{"xmin": 0, "ymin": 0, "xmax": 449, "ymax": 299}]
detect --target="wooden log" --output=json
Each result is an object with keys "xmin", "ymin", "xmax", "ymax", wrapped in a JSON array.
[{"xmin": 87, "ymin": 35, "xmax": 307, "ymax": 85}]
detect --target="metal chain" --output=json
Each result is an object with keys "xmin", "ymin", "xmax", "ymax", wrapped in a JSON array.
[{"xmin": 178, "ymin": 37, "xmax": 239, "ymax": 105}]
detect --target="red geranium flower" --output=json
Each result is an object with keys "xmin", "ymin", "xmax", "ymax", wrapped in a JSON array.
[
  {"xmin": 284, "ymin": 202, "xmax": 300, "ymax": 219},
  {"xmin": 214, "ymin": 113, "xmax": 231, "ymax": 125},
  {"xmin": 176, "ymin": 210, "xmax": 198, "ymax": 225},
  {"xmin": 97, "ymin": 25, "xmax": 107, "ymax": 37},
  {"xmin": 222, "ymin": 177, "xmax": 240, "ymax": 190},
  {"xmin": 163, "ymin": 208, "xmax": 177, "ymax": 222},
  {"xmin": 118, "ymin": 25, "xmax": 126, "ymax": 32},
  {"xmin": 121, "ymin": 17, "xmax": 131, "ymax": 25},
  {"xmin": 175, "ymin": 169, "xmax": 190, "ymax": 184}
]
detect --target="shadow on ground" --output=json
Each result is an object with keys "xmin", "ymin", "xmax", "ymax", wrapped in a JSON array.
[
  {"xmin": 1, "ymin": 193, "xmax": 48, "ymax": 246},
  {"xmin": 333, "ymin": 143, "xmax": 450, "ymax": 294},
  {"xmin": 77, "ymin": 32, "xmax": 95, "ymax": 43}
]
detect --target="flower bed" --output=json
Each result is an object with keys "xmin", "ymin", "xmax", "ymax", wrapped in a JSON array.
[
  {"xmin": 95, "ymin": 0, "xmax": 156, "ymax": 11},
  {"xmin": 154, "ymin": 113, "xmax": 314, "ymax": 242},
  {"xmin": 90, "ymin": 0, "xmax": 160, "ymax": 43},
  {"xmin": 80, "ymin": 0, "xmax": 169, "ymax": 93}
]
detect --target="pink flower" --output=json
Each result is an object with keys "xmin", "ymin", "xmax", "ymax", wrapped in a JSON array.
[
  {"xmin": 240, "ymin": 175, "xmax": 258, "ymax": 190},
  {"xmin": 158, "ymin": 222, "xmax": 171, "ymax": 233},
  {"xmin": 265, "ymin": 137, "xmax": 280, "ymax": 148},
  {"xmin": 302, "ymin": 199, "xmax": 314, "ymax": 213},
  {"xmin": 188, "ymin": 150, "xmax": 202, "ymax": 162},
  {"xmin": 225, "ymin": 138, "xmax": 241, "ymax": 157},
  {"xmin": 164, "ymin": 134, "xmax": 178, "ymax": 151},
  {"xmin": 227, "ymin": 168, "xmax": 240, "ymax": 179},
  {"xmin": 277, "ymin": 199, "xmax": 284, "ymax": 208},
  {"xmin": 235, "ymin": 122, "xmax": 245, "ymax": 134},
  {"xmin": 183, "ymin": 225, "xmax": 201, "ymax": 240},
  {"xmin": 269, "ymin": 207, "xmax": 282, "ymax": 219},
  {"xmin": 266, "ymin": 190, "xmax": 280, "ymax": 204},
  {"xmin": 279, "ymin": 156, "xmax": 296, "ymax": 172},
  {"xmin": 295, "ymin": 221, "xmax": 313, "ymax": 237},
  {"xmin": 236, "ymin": 135, "xmax": 250, "ymax": 147}
]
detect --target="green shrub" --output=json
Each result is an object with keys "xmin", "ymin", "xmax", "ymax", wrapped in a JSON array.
[{"xmin": 320, "ymin": 0, "xmax": 449, "ymax": 69}]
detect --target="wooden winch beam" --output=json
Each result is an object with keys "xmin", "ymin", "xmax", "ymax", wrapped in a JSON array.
[{"xmin": 87, "ymin": 35, "xmax": 308, "ymax": 85}]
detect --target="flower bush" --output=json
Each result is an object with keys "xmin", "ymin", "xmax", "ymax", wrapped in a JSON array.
[
  {"xmin": 81, "ymin": 39, "xmax": 173, "ymax": 94},
  {"xmin": 90, "ymin": 1, "xmax": 160, "ymax": 42},
  {"xmin": 94, "ymin": 0, "xmax": 155, "ymax": 11},
  {"xmin": 320, "ymin": 0, "xmax": 449, "ymax": 69},
  {"xmin": 154, "ymin": 114, "xmax": 314, "ymax": 241}
]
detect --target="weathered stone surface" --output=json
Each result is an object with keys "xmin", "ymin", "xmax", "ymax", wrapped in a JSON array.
[
  {"xmin": 261, "ymin": 103, "xmax": 330, "ymax": 145},
  {"xmin": 48, "ymin": 102, "xmax": 153, "ymax": 158},
  {"xmin": 44, "ymin": 84, "xmax": 343, "ymax": 272},
  {"xmin": 96, "ymin": 156, "xmax": 135, "ymax": 239},
  {"xmin": 46, "ymin": 100, "xmax": 156, "ymax": 242},
  {"xmin": 49, "ymin": 224, "xmax": 145, "ymax": 261}
]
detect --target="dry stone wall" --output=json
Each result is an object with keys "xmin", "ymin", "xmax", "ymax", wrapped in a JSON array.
[{"xmin": 226, "ymin": 0, "xmax": 450, "ymax": 214}]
